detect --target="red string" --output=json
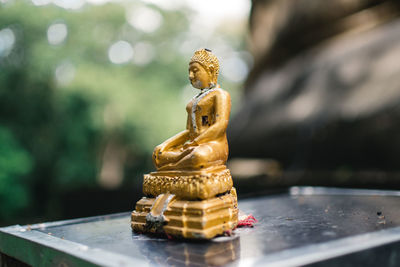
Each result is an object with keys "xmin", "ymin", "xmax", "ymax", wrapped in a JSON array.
[{"xmin": 237, "ymin": 214, "xmax": 258, "ymax": 228}]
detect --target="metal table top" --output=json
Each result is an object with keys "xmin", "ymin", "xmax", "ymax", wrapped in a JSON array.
[{"xmin": 1, "ymin": 187, "xmax": 400, "ymax": 266}]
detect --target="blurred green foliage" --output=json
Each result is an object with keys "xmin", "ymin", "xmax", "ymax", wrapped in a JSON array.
[
  {"xmin": 0, "ymin": 126, "xmax": 31, "ymax": 220},
  {"xmin": 0, "ymin": 0, "xmax": 246, "ymax": 224}
]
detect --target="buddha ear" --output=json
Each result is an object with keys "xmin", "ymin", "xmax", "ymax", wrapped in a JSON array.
[
  {"xmin": 208, "ymin": 66, "xmax": 215, "ymax": 80},
  {"xmin": 209, "ymin": 66, "xmax": 214, "ymax": 75}
]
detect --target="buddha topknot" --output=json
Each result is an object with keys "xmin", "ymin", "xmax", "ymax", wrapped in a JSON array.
[{"xmin": 190, "ymin": 48, "xmax": 219, "ymax": 78}]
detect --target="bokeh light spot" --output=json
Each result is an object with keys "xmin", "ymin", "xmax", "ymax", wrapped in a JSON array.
[
  {"xmin": 86, "ymin": 0, "xmax": 108, "ymax": 5},
  {"xmin": 47, "ymin": 23, "xmax": 68, "ymax": 45},
  {"xmin": 127, "ymin": 6, "xmax": 163, "ymax": 33},
  {"xmin": 53, "ymin": 0, "xmax": 85, "ymax": 10},
  {"xmin": 108, "ymin": 40, "xmax": 134, "ymax": 64},
  {"xmin": 55, "ymin": 61, "xmax": 75, "ymax": 86},
  {"xmin": 142, "ymin": 0, "xmax": 183, "ymax": 10},
  {"xmin": 0, "ymin": 28, "xmax": 15, "ymax": 57},
  {"xmin": 31, "ymin": 0, "xmax": 52, "ymax": 6},
  {"xmin": 221, "ymin": 56, "xmax": 249, "ymax": 83},
  {"xmin": 133, "ymin": 41, "xmax": 155, "ymax": 66}
]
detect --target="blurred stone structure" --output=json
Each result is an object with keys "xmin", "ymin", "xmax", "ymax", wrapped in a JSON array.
[{"xmin": 229, "ymin": 0, "xmax": 400, "ymax": 186}]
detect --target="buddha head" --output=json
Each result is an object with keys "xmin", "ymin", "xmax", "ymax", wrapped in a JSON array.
[{"xmin": 189, "ymin": 48, "xmax": 219, "ymax": 89}]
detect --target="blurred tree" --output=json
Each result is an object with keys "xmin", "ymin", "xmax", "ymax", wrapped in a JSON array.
[
  {"xmin": 0, "ymin": 126, "xmax": 32, "ymax": 220},
  {"xmin": 0, "ymin": 0, "xmax": 247, "ymax": 224}
]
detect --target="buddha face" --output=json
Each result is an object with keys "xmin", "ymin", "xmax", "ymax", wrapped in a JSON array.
[{"xmin": 189, "ymin": 62, "xmax": 214, "ymax": 89}]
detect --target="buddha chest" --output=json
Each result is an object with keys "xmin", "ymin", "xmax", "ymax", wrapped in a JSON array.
[{"xmin": 186, "ymin": 89, "xmax": 219, "ymax": 132}]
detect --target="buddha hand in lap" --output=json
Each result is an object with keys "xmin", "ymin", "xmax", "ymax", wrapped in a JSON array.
[{"xmin": 153, "ymin": 49, "xmax": 231, "ymax": 171}]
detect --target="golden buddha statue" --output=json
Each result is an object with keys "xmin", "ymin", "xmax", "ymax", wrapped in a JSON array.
[
  {"xmin": 153, "ymin": 48, "xmax": 230, "ymax": 171},
  {"xmin": 131, "ymin": 49, "xmax": 238, "ymax": 239}
]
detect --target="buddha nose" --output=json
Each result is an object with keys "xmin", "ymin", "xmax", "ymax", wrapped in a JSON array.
[{"xmin": 189, "ymin": 72, "xmax": 194, "ymax": 79}]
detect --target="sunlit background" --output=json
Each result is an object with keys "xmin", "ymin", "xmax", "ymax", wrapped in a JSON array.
[
  {"xmin": 0, "ymin": 0, "xmax": 251, "ymax": 225},
  {"xmin": 3, "ymin": 0, "xmax": 400, "ymax": 226}
]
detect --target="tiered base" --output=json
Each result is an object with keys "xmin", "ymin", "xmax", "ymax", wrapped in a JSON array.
[
  {"xmin": 142, "ymin": 166, "xmax": 233, "ymax": 200},
  {"xmin": 131, "ymin": 188, "xmax": 238, "ymax": 239}
]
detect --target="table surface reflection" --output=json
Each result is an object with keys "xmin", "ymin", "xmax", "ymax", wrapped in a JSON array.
[{"xmin": 1, "ymin": 187, "xmax": 400, "ymax": 266}]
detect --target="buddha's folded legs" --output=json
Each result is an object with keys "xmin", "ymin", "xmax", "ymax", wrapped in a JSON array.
[
  {"xmin": 157, "ymin": 142, "xmax": 228, "ymax": 171},
  {"xmin": 154, "ymin": 147, "xmax": 191, "ymax": 169}
]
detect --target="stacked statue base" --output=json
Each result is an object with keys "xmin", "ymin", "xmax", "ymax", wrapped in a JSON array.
[{"xmin": 131, "ymin": 166, "xmax": 238, "ymax": 239}]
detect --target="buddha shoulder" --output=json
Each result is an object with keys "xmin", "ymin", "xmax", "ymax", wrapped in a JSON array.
[
  {"xmin": 202, "ymin": 88, "xmax": 229, "ymax": 99},
  {"xmin": 213, "ymin": 88, "xmax": 230, "ymax": 102}
]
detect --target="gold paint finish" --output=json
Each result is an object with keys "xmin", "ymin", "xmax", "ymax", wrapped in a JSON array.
[
  {"xmin": 132, "ymin": 189, "xmax": 238, "ymax": 239},
  {"xmin": 143, "ymin": 166, "xmax": 233, "ymax": 200},
  {"xmin": 131, "ymin": 49, "xmax": 238, "ymax": 239},
  {"xmin": 153, "ymin": 49, "xmax": 230, "ymax": 172}
]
